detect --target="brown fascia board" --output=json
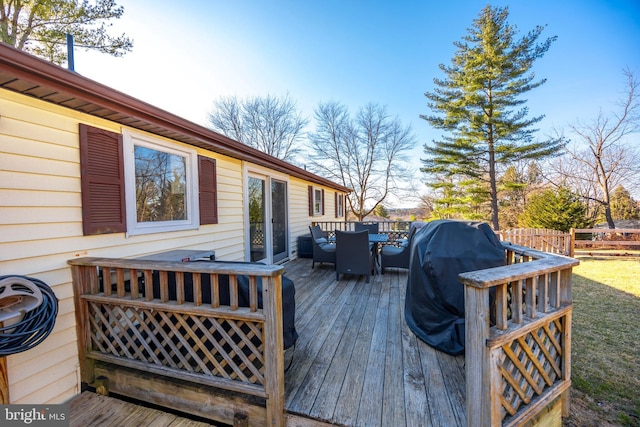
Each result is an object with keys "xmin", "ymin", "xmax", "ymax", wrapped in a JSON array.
[{"xmin": 0, "ymin": 43, "xmax": 351, "ymax": 193}]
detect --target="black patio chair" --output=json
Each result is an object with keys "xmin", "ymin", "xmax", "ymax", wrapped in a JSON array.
[
  {"xmin": 355, "ymin": 221, "xmax": 381, "ymax": 262},
  {"xmin": 309, "ymin": 225, "xmax": 336, "ymax": 269},
  {"xmin": 354, "ymin": 222, "xmax": 379, "ymax": 234},
  {"xmin": 380, "ymin": 221, "xmax": 426, "ymax": 273},
  {"xmin": 335, "ymin": 230, "xmax": 375, "ymax": 283}
]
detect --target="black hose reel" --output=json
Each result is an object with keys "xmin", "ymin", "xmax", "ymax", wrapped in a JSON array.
[{"xmin": 0, "ymin": 275, "xmax": 59, "ymax": 356}]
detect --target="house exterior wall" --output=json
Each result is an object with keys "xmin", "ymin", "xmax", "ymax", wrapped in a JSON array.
[
  {"xmin": 288, "ymin": 177, "xmax": 343, "ymax": 257},
  {"xmin": 0, "ymin": 88, "xmax": 345, "ymax": 404}
]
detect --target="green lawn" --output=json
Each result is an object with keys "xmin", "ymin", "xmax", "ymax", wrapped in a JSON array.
[{"xmin": 568, "ymin": 257, "xmax": 640, "ymax": 426}]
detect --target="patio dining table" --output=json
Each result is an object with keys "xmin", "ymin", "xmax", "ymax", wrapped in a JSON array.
[
  {"xmin": 367, "ymin": 233, "xmax": 389, "ymax": 244},
  {"xmin": 329, "ymin": 233, "xmax": 389, "ymax": 244}
]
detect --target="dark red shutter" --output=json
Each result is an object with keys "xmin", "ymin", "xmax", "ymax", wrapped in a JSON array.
[
  {"xmin": 321, "ymin": 189, "xmax": 325, "ymax": 215},
  {"xmin": 79, "ymin": 124, "xmax": 126, "ymax": 235},
  {"xmin": 199, "ymin": 156, "xmax": 218, "ymax": 225},
  {"xmin": 308, "ymin": 186, "xmax": 313, "ymax": 216}
]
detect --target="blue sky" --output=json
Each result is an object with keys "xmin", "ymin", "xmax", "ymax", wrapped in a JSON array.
[{"xmin": 76, "ymin": 0, "xmax": 640, "ymax": 206}]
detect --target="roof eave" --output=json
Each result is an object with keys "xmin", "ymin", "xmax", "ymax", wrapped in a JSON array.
[{"xmin": 0, "ymin": 42, "xmax": 351, "ymax": 193}]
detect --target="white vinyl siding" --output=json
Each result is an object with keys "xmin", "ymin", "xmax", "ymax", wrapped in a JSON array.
[
  {"xmin": 288, "ymin": 177, "xmax": 341, "ymax": 258},
  {"xmin": 0, "ymin": 87, "xmax": 342, "ymax": 404},
  {"xmin": 0, "ymin": 90, "xmax": 244, "ymax": 403}
]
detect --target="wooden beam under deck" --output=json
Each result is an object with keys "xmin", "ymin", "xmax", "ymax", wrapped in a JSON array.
[{"xmin": 70, "ymin": 257, "xmax": 465, "ymax": 427}]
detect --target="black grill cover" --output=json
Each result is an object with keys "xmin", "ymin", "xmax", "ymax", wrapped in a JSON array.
[{"xmin": 405, "ymin": 220, "xmax": 504, "ymax": 355}]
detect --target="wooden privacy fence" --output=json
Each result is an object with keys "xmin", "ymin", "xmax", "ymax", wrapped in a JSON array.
[
  {"xmin": 460, "ymin": 243, "xmax": 578, "ymax": 427},
  {"xmin": 571, "ymin": 228, "xmax": 640, "ymax": 256},
  {"xmin": 69, "ymin": 257, "xmax": 286, "ymax": 427},
  {"xmin": 499, "ymin": 228, "xmax": 572, "ymax": 256}
]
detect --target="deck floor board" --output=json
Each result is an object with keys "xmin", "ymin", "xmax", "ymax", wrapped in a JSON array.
[
  {"xmin": 69, "ymin": 391, "xmax": 211, "ymax": 427},
  {"xmin": 308, "ymin": 279, "xmax": 371, "ymax": 421},
  {"xmin": 331, "ymin": 275, "xmax": 380, "ymax": 426}
]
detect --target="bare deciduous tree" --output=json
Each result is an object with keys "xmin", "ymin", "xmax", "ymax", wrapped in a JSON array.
[
  {"xmin": 307, "ymin": 102, "xmax": 416, "ymax": 221},
  {"xmin": 551, "ymin": 69, "xmax": 640, "ymax": 228},
  {"xmin": 208, "ymin": 94, "xmax": 308, "ymax": 163}
]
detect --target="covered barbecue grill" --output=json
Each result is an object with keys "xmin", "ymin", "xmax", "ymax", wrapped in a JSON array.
[{"xmin": 405, "ymin": 220, "xmax": 505, "ymax": 355}]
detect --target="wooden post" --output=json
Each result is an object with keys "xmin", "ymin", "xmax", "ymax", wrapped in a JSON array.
[
  {"xmin": 569, "ymin": 228, "xmax": 575, "ymax": 258},
  {"xmin": 70, "ymin": 264, "xmax": 96, "ymax": 384},
  {"xmin": 560, "ymin": 267, "xmax": 573, "ymax": 417},
  {"xmin": 1, "ymin": 356, "xmax": 9, "ymax": 403},
  {"xmin": 465, "ymin": 285, "xmax": 493, "ymax": 427},
  {"xmin": 262, "ymin": 275, "xmax": 285, "ymax": 427}
]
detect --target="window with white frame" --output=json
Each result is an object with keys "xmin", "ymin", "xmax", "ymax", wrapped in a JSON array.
[
  {"xmin": 123, "ymin": 130, "xmax": 199, "ymax": 235},
  {"xmin": 313, "ymin": 187, "xmax": 323, "ymax": 216},
  {"xmin": 336, "ymin": 193, "xmax": 344, "ymax": 217}
]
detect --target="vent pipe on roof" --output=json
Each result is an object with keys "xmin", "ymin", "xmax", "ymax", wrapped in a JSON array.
[{"xmin": 66, "ymin": 34, "xmax": 75, "ymax": 72}]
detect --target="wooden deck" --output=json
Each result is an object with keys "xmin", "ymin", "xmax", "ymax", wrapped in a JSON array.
[
  {"xmin": 281, "ymin": 258, "xmax": 465, "ymax": 427},
  {"xmin": 70, "ymin": 257, "xmax": 465, "ymax": 426}
]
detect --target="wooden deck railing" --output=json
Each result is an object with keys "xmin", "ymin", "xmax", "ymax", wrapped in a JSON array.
[
  {"xmin": 459, "ymin": 243, "xmax": 579, "ymax": 427},
  {"xmin": 68, "ymin": 257, "xmax": 285, "ymax": 427},
  {"xmin": 571, "ymin": 228, "xmax": 640, "ymax": 256},
  {"xmin": 498, "ymin": 228, "xmax": 572, "ymax": 256},
  {"xmin": 69, "ymin": 239, "xmax": 579, "ymax": 427}
]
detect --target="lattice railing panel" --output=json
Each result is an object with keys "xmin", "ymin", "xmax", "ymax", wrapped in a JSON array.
[
  {"xmin": 87, "ymin": 301, "xmax": 265, "ymax": 386},
  {"xmin": 496, "ymin": 318, "xmax": 564, "ymax": 422}
]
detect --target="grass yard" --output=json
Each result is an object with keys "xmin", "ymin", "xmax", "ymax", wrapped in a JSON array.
[{"xmin": 566, "ymin": 257, "xmax": 640, "ymax": 427}]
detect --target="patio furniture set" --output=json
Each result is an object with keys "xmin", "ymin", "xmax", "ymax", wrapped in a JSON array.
[{"xmin": 309, "ymin": 222, "xmax": 427, "ymax": 282}]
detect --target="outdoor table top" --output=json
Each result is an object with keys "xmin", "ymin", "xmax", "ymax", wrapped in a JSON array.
[
  {"xmin": 368, "ymin": 233, "xmax": 389, "ymax": 243},
  {"xmin": 329, "ymin": 233, "xmax": 389, "ymax": 243}
]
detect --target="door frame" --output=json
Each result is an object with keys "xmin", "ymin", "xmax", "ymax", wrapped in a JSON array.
[{"xmin": 243, "ymin": 163, "xmax": 290, "ymax": 264}]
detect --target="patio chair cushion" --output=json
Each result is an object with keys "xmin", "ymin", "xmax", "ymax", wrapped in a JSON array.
[
  {"xmin": 381, "ymin": 245, "xmax": 404, "ymax": 257},
  {"xmin": 309, "ymin": 225, "xmax": 337, "ymax": 268}
]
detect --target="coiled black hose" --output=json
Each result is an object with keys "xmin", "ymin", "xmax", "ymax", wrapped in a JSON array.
[{"xmin": 0, "ymin": 275, "xmax": 59, "ymax": 356}]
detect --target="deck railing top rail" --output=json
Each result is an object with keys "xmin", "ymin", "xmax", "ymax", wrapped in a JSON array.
[
  {"xmin": 459, "ymin": 243, "xmax": 578, "ymax": 289},
  {"xmin": 68, "ymin": 256, "xmax": 284, "ymax": 276}
]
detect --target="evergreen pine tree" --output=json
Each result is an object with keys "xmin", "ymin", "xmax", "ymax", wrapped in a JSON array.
[
  {"xmin": 421, "ymin": 5, "xmax": 564, "ymax": 230},
  {"xmin": 518, "ymin": 188, "xmax": 590, "ymax": 232}
]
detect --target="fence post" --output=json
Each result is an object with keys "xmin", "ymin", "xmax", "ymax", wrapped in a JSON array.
[{"xmin": 569, "ymin": 228, "xmax": 575, "ymax": 257}]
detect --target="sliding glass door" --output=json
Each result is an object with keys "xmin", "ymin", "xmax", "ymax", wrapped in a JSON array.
[
  {"xmin": 247, "ymin": 174, "xmax": 289, "ymax": 263},
  {"xmin": 248, "ymin": 176, "xmax": 267, "ymax": 262},
  {"xmin": 271, "ymin": 179, "xmax": 288, "ymax": 263}
]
